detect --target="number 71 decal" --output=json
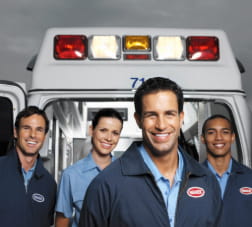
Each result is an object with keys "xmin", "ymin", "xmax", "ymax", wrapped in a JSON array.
[{"xmin": 130, "ymin": 77, "xmax": 145, "ymax": 89}]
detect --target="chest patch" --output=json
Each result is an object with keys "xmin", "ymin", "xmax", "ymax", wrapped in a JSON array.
[
  {"xmin": 240, "ymin": 187, "xmax": 252, "ymax": 195},
  {"xmin": 32, "ymin": 193, "xmax": 45, "ymax": 203},
  {"xmin": 187, "ymin": 187, "xmax": 205, "ymax": 198}
]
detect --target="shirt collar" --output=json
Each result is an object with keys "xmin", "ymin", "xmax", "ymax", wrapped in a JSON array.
[
  {"xmin": 22, "ymin": 159, "xmax": 37, "ymax": 174},
  {"xmin": 139, "ymin": 144, "xmax": 184, "ymax": 183},
  {"xmin": 81, "ymin": 152, "xmax": 115, "ymax": 172},
  {"xmin": 207, "ymin": 159, "xmax": 233, "ymax": 177}
]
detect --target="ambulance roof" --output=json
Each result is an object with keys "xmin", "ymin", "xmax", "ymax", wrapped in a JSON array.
[{"xmin": 31, "ymin": 27, "xmax": 243, "ymax": 92}]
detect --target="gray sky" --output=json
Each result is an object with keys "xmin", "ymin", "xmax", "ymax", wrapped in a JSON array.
[{"xmin": 0, "ymin": 0, "xmax": 251, "ymax": 108}]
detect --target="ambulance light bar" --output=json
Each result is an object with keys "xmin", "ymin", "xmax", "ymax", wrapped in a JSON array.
[{"xmin": 54, "ymin": 34, "xmax": 219, "ymax": 61}]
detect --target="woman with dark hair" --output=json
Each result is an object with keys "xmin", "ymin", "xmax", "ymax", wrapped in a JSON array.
[{"xmin": 55, "ymin": 108, "xmax": 123, "ymax": 227}]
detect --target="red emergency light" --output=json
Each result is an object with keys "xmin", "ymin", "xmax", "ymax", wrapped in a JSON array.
[
  {"xmin": 54, "ymin": 35, "xmax": 87, "ymax": 60},
  {"xmin": 124, "ymin": 54, "xmax": 151, "ymax": 60},
  {"xmin": 186, "ymin": 36, "xmax": 219, "ymax": 61}
]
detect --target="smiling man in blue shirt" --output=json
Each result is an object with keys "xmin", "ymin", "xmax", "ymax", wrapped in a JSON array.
[
  {"xmin": 0, "ymin": 106, "xmax": 56, "ymax": 227},
  {"xmin": 201, "ymin": 114, "xmax": 252, "ymax": 226},
  {"xmin": 79, "ymin": 77, "xmax": 222, "ymax": 227}
]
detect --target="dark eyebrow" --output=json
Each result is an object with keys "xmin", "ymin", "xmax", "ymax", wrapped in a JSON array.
[
  {"xmin": 143, "ymin": 111, "xmax": 157, "ymax": 116},
  {"xmin": 206, "ymin": 127, "xmax": 232, "ymax": 131}
]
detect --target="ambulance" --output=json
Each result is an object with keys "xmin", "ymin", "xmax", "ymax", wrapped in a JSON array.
[{"xmin": 0, "ymin": 27, "xmax": 251, "ymax": 181}]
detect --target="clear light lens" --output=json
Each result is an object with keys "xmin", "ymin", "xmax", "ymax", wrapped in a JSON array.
[
  {"xmin": 124, "ymin": 36, "xmax": 150, "ymax": 51},
  {"xmin": 154, "ymin": 36, "xmax": 184, "ymax": 60},
  {"xmin": 89, "ymin": 36, "xmax": 120, "ymax": 59}
]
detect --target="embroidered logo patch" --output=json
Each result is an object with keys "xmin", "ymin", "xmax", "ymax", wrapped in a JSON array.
[
  {"xmin": 240, "ymin": 187, "xmax": 252, "ymax": 195},
  {"xmin": 32, "ymin": 193, "xmax": 45, "ymax": 203},
  {"xmin": 187, "ymin": 187, "xmax": 205, "ymax": 198}
]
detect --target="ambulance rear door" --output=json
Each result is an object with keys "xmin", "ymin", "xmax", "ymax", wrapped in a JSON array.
[{"xmin": 0, "ymin": 80, "xmax": 26, "ymax": 155}]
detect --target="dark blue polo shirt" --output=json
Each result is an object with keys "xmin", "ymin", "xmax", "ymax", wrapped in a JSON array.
[{"xmin": 0, "ymin": 149, "xmax": 57, "ymax": 227}]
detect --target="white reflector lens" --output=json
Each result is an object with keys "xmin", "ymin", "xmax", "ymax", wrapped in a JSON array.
[
  {"xmin": 89, "ymin": 36, "xmax": 120, "ymax": 60},
  {"xmin": 154, "ymin": 36, "xmax": 184, "ymax": 60}
]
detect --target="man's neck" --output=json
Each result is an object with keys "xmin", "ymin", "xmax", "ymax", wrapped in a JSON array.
[
  {"xmin": 16, "ymin": 149, "xmax": 37, "ymax": 172},
  {"xmin": 149, "ymin": 149, "xmax": 178, "ymax": 186},
  {"xmin": 208, "ymin": 154, "xmax": 231, "ymax": 176}
]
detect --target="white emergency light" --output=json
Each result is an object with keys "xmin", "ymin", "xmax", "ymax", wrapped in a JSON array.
[
  {"xmin": 154, "ymin": 36, "xmax": 185, "ymax": 60},
  {"xmin": 88, "ymin": 35, "xmax": 120, "ymax": 60}
]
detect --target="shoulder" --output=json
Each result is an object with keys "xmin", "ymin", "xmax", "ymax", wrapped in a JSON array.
[
  {"xmin": 0, "ymin": 154, "xmax": 9, "ymax": 165},
  {"xmin": 62, "ymin": 156, "xmax": 94, "ymax": 178},
  {"xmin": 181, "ymin": 151, "xmax": 213, "ymax": 177},
  {"xmin": 87, "ymin": 158, "xmax": 122, "ymax": 190},
  {"xmin": 232, "ymin": 159, "xmax": 252, "ymax": 174},
  {"xmin": 0, "ymin": 150, "xmax": 16, "ymax": 169},
  {"xmin": 37, "ymin": 159, "xmax": 56, "ymax": 187}
]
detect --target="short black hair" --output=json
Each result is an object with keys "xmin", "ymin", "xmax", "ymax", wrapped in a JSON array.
[
  {"xmin": 92, "ymin": 108, "xmax": 123, "ymax": 129},
  {"xmin": 15, "ymin": 106, "xmax": 49, "ymax": 133},
  {"xmin": 134, "ymin": 77, "xmax": 184, "ymax": 116},
  {"xmin": 201, "ymin": 114, "xmax": 234, "ymax": 135}
]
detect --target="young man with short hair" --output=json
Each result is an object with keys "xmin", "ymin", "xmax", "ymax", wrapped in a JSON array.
[{"xmin": 201, "ymin": 114, "xmax": 252, "ymax": 227}]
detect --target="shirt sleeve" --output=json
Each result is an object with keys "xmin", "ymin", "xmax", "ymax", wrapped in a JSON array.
[{"xmin": 55, "ymin": 170, "xmax": 74, "ymax": 218}]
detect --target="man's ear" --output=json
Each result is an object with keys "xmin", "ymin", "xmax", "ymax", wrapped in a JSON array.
[
  {"xmin": 179, "ymin": 111, "xmax": 184, "ymax": 128},
  {"xmin": 134, "ymin": 112, "xmax": 142, "ymax": 129},
  {"xmin": 14, "ymin": 128, "xmax": 18, "ymax": 139},
  {"xmin": 231, "ymin": 132, "xmax": 235, "ymax": 143},
  {"xmin": 200, "ymin": 135, "xmax": 206, "ymax": 144}
]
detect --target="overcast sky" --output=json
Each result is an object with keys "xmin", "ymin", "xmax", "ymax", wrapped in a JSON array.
[{"xmin": 0, "ymin": 0, "xmax": 251, "ymax": 107}]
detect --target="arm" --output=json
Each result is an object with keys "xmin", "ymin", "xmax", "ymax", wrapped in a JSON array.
[
  {"xmin": 55, "ymin": 212, "xmax": 71, "ymax": 227},
  {"xmin": 55, "ymin": 171, "xmax": 74, "ymax": 225},
  {"xmin": 78, "ymin": 181, "xmax": 110, "ymax": 227}
]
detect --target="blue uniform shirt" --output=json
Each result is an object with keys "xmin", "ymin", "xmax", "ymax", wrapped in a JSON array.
[
  {"xmin": 139, "ymin": 145, "xmax": 184, "ymax": 227},
  {"xmin": 207, "ymin": 159, "xmax": 232, "ymax": 198},
  {"xmin": 56, "ymin": 152, "xmax": 115, "ymax": 227},
  {"xmin": 22, "ymin": 160, "xmax": 37, "ymax": 192}
]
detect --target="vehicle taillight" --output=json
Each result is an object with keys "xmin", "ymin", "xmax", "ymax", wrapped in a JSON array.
[
  {"xmin": 89, "ymin": 35, "xmax": 120, "ymax": 60},
  {"xmin": 154, "ymin": 36, "xmax": 185, "ymax": 60},
  {"xmin": 54, "ymin": 35, "xmax": 87, "ymax": 60},
  {"xmin": 186, "ymin": 36, "xmax": 219, "ymax": 61}
]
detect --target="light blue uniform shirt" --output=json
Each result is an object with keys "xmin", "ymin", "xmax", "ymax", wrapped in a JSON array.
[
  {"xmin": 139, "ymin": 145, "xmax": 184, "ymax": 227},
  {"xmin": 207, "ymin": 159, "xmax": 232, "ymax": 199},
  {"xmin": 21, "ymin": 160, "xmax": 37, "ymax": 192},
  {"xmin": 56, "ymin": 152, "xmax": 115, "ymax": 227}
]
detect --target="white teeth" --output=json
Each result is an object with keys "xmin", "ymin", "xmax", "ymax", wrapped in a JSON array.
[
  {"xmin": 155, "ymin": 133, "xmax": 168, "ymax": 137},
  {"xmin": 102, "ymin": 143, "xmax": 111, "ymax": 147},
  {"xmin": 214, "ymin": 144, "xmax": 224, "ymax": 148},
  {"xmin": 27, "ymin": 141, "xmax": 37, "ymax": 145}
]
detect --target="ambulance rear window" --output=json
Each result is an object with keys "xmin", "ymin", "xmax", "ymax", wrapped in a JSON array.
[
  {"xmin": 42, "ymin": 98, "xmax": 242, "ymax": 181},
  {"xmin": 0, "ymin": 97, "xmax": 13, "ymax": 156}
]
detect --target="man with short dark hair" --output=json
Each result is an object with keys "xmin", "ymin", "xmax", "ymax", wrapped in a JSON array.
[
  {"xmin": 79, "ymin": 77, "xmax": 222, "ymax": 227},
  {"xmin": 201, "ymin": 114, "xmax": 252, "ymax": 227},
  {"xmin": 0, "ymin": 106, "xmax": 57, "ymax": 227}
]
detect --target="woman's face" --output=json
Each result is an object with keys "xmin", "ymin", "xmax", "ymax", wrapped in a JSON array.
[{"xmin": 90, "ymin": 117, "xmax": 122, "ymax": 156}]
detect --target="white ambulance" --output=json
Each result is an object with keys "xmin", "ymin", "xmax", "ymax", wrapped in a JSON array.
[{"xmin": 0, "ymin": 27, "xmax": 251, "ymax": 181}]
